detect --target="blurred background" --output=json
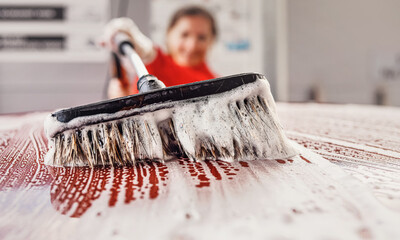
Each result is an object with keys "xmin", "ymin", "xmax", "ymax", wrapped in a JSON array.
[{"xmin": 0, "ymin": 0, "xmax": 399, "ymax": 113}]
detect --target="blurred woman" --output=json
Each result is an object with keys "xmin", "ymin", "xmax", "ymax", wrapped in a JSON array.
[{"xmin": 101, "ymin": 6, "xmax": 217, "ymax": 99}]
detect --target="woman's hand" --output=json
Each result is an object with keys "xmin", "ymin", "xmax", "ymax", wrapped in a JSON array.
[{"xmin": 99, "ymin": 17, "xmax": 156, "ymax": 64}]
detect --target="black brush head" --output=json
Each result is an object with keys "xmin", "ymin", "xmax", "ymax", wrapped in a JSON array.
[{"xmin": 53, "ymin": 72, "xmax": 264, "ymax": 123}]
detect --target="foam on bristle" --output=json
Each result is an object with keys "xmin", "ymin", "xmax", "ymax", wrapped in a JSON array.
[{"xmin": 44, "ymin": 75, "xmax": 298, "ymax": 166}]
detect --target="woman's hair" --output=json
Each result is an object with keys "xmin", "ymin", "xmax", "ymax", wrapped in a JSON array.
[{"xmin": 167, "ymin": 6, "xmax": 217, "ymax": 37}]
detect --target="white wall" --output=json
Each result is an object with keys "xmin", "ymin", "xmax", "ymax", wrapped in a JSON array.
[{"xmin": 287, "ymin": 0, "xmax": 400, "ymax": 105}]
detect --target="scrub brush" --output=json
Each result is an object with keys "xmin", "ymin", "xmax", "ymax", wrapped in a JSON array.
[{"xmin": 44, "ymin": 34, "xmax": 297, "ymax": 167}]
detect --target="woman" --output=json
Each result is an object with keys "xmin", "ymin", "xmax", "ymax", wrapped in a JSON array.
[{"xmin": 101, "ymin": 6, "xmax": 217, "ymax": 99}]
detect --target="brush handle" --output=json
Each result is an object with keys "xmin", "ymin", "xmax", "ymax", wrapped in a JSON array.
[
  {"xmin": 114, "ymin": 33, "xmax": 166, "ymax": 93},
  {"xmin": 119, "ymin": 40, "xmax": 148, "ymax": 77}
]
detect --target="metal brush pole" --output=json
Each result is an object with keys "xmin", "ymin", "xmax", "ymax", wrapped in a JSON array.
[{"xmin": 114, "ymin": 33, "xmax": 166, "ymax": 93}]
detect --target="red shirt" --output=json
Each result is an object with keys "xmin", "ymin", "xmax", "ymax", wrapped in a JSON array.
[{"xmin": 132, "ymin": 47, "xmax": 216, "ymax": 94}]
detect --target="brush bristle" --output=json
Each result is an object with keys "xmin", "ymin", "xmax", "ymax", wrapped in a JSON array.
[{"xmin": 48, "ymin": 94, "xmax": 297, "ymax": 167}]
